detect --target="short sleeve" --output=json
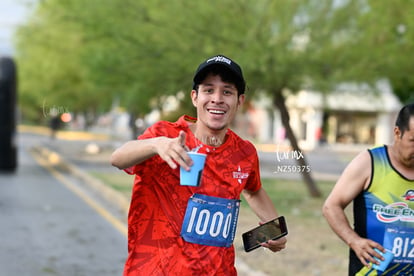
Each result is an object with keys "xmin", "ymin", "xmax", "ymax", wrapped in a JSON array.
[
  {"xmin": 243, "ymin": 146, "xmax": 262, "ymax": 193},
  {"xmin": 124, "ymin": 121, "xmax": 175, "ymax": 175}
]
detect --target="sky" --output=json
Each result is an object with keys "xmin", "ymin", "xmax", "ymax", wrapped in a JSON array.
[{"xmin": 0, "ymin": 0, "xmax": 36, "ymax": 56}]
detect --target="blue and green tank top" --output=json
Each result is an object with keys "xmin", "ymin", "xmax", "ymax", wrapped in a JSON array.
[{"xmin": 352, "ymin": 145, "xmax": 414, "ymax": 275}]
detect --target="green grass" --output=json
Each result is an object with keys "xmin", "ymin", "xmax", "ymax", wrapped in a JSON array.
[
  {"xmin": 241, "ymin": 178, "xmax": 335, "ymax": 218},
  {"xmin": 90, "ymin": 171, "xmax": 135, "ymax": 194}
]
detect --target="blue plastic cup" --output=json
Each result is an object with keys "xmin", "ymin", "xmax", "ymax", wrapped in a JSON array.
[
  {"xmin": 180, "ymin": 152, "xmax": 206, "ymax": 186},
  {"xmin": 372, "ymin": 248, "xmax": 394, "ymax": 272}
]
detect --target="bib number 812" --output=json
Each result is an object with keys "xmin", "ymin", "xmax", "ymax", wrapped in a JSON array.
[
  {"xmin": 185, "ymin": 207, "xmax": 232, "ymax": 239},
  {"xmin": 393, "ymin": 237, "xmax": 414, "ymax": 258}
]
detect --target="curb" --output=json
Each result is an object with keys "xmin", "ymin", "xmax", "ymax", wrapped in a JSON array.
[
  {"xmin": 31, "ymin": 145, "xmax": 130, "ymax": 215},
  {"xmin": 19, "ymin": 125, "xmax": 111, "ymax": 141}
]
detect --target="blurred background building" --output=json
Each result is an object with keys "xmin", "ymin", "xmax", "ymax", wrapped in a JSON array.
[{"xmin": 238, "ymin": 79, "xmax": 401, "ymax": 150}]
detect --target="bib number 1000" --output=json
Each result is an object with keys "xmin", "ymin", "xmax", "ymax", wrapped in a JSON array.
[{"xmin": 185, "ymin": 207, "xmax": 232, "ymax": 238}]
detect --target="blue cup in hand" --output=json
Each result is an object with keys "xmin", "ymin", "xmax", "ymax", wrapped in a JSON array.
[
  {"xmin": 180, "ymin": 152, "xmax": 206, "ymax": 186},
  {"xmin": 372, "ymin": 248, "xmax": 394, "ymax": 272}
]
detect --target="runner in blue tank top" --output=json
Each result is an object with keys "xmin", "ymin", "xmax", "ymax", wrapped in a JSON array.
[{"xmin": 323, "ymin": 103, "xmax": 414, "ymax": 275}]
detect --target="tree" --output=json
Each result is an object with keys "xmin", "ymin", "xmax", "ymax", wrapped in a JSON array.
[
  {"xmin": 351, "ymin": 0, "xmax": 414, "ymax": 104},
  {"xmin": 15, "ymin": 0, "xmax": 414, "ymax": 196},
  {"xmin": 15, "ymin": 0, "xmax": 110, "ymax": 123}
]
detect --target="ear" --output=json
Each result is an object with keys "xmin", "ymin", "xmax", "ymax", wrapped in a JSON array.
[
  {"xmin": 394, "ymin": 126, "xmax": 402, "ymax": 139},
  {"xmin": 237, "ymin": 94, "xmax": 245, "ymax": 107},
  {"xmin": 191, "ymin": 89, "xmax": 198, "ymax": 107}
]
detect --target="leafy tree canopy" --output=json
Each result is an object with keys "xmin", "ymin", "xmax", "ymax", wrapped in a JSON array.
[{"xmin": 15, "ymin": 0, "xmax": 414, "ymax": 120}]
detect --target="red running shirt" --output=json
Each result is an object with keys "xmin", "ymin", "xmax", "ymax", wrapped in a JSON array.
[{"xmin": 123, "ymin": 115, "xmax": 261, "ymax": 276}]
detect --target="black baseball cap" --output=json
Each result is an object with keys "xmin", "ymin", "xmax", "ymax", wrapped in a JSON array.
[{"xmin": 193, "ymin": 54, "xmax": 246, "ymax": 94}]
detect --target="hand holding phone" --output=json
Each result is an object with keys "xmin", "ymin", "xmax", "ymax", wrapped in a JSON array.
[{"xmin": 242, "ymin": 216, "xmax": 288, "ymax": 252}]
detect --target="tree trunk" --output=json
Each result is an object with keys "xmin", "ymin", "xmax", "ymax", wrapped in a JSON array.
[
  {"xmin": 129, "ymin": 112, "xmax": 139, "ymax": 139},
  {"xmin": 273, "ymin": 91, "xmax": 322, "ymax": 197}
]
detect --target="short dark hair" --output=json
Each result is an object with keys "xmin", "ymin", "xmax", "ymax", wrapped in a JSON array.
[
  {"xmin": 395, "ymin": 103, "xmax": 414, "ymax": 136},
  {"xmin": 193, "ymin": 64, "xmax": 245, "ymax": 96}
]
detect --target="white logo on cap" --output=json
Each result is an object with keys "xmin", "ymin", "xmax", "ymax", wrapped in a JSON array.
[{"xmin": 207, "ymin": 56, "xmax": 231, "ymax": 65}]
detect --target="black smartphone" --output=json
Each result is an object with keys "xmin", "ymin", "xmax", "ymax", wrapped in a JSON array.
[{"xmin": 242, "ymin": 216, "xmax": 288, "ymax": 252}]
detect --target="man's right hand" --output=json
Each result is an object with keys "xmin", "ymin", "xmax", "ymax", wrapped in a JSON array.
[
  {"xmin": 349, "ymin": 237, "xmax": 385, "ymax": 268},
  {"xmin": 156, "ymin": 130, "xmax": 193, "ymax": 170}
]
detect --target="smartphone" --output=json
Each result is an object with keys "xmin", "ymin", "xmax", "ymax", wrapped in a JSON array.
[{"xmin": 242, "ymin": 216, "xmax": 288, "ymax": 252}]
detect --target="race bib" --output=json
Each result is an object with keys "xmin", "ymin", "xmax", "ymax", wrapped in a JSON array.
[
  {"xmin": 180, "ymin": 193, "xmax": 240, "ymax": 247},
  {"xmin": 384, "ymin": 226, "xmax": 414, "ymax": 264}
]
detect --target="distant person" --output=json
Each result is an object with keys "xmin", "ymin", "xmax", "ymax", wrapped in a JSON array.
[
  {"xmin": 323, "ymin": 103, "xmax": 414, "ymax": 275},
  {"xmin": 111, "ymin": 54, "xmax": 287, "ymax": 275},
  {"xmin": 49, "ymin": 115, "xmax": 61, "ymax": 139}
]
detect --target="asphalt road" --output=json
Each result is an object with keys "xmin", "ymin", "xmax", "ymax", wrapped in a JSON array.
[{"xmin": 0, "ymin": 134, "xmax": 127, "ymax": 276}]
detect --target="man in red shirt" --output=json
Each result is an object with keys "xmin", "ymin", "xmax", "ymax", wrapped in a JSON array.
[{"xmin": 111, "ymin": 54, "xmax": 287, "ymax": 275}]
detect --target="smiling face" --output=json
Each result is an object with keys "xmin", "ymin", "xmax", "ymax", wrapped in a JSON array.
[{"xmin": 191, "ymin": 73, "xmax": 245, "ymax": 143}]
